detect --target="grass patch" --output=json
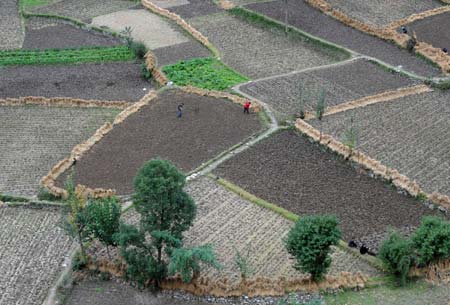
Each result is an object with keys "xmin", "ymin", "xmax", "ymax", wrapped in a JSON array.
[
  {"xmin": 0, "ymin": 46, "xmax": 135, "ymax": 66},
  {"xmin": 162, "ymin": 58, "xmax": 249, "ymax": 90},
  {"xmin": 0, "ymin": 193, "xmax": 29, "ymax": 203},
  {"xmin": 228, "ymin": 7, "xmax": 351, "ymax": 62},
  {"xmin": 23, "ymin": 0, "xmax": 52, "ymax": 8},
  {"xmin": 324, "ymin": 277, "xmax": 449, "ymax": 305}
]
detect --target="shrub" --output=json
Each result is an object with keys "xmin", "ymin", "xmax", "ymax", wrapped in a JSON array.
[
  {"xmin": 412, "ymin": 216, "xmax": 450, "ymax": 266},
  {"xmin": 86, "ymin": 196, "xmax": 121, "ymax": 259},
  {"xmin": 116, "ymin": 159, "xmax": 196, "ymax": 288},
  {"xmin": 378, "ymin": 231, "xmax": 414, "ymax": 286},
  {"xmin": 37, "ymin": 187, "xmax": 60, "ymax": 201},
  {"xmin": 129, "ymin": 41, "xmax": 147, "ymax": 59},
  {"xmin": 168, "ymin": 245, "xmax": 222, "ymax": 283},
  {"xmin": 234, "ymin": 246, "xmax": 253, "ymax": 280},
  {"xmin": 285, "ymin": 215, "xmax": 341, "ymax": 281},
  {"xmin": 141, "ymin": 63, "xmax": 152, "ymax": 80},
  {"xmin": 72, "ymin": 250, "xmax": 88, "ymax": 271}
]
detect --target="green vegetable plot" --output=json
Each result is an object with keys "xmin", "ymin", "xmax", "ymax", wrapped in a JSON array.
[
  {"xmin": 0, "ymin": 46, "xmax": 135, "ymax": 66},
  {"xmin": 162, "ymin": 58, "xmax": 249, "ymax": 91}
]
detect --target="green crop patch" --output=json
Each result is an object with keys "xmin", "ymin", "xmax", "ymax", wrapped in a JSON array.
[
  {"xmin": 0, "ymin": 46, "xmax": 135, "ymax": 66},
  {"xmin": 162, "ymin": 58, "xmax": 249, "ymax": 91}
]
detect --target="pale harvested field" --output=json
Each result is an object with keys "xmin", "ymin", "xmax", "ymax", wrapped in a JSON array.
[
  {"xmin": 189, "ymin": 12, "xmax": 346, "ymax": 79},
  {"xmin": 239, "ymin": 58, "xmax": 418, "ymax": 119},
  {"xmin": 0, "ymin": 105, "xmax": 119, "ymax": 196},
  {"xmin": 309, "ymin": 90, "xmax": 450, "ymax": 197},
  {"xmin": 0, "ymin": 0, "xmax": 24, "ymax": 50},
  {"xmin": 325, "ymin": 0, "xmax": 444, "ymax": 28},
  {"xmin": 91, "ymin": 9, "xmax": 189, "ymax": 49},
  {"xmin": 126, "ymin": 177, "xmax": 380, "ymax": 283},
  {"xmin": 0, "ymin": 206, "xmax": 74, "ymax": 305},
  {"xmin": 149, "ymin": 0, "xmax": 190, "ymax": 8},
  {"xmin": 30, "ymin": 0, "xmax": 137, "ymax": 23}
]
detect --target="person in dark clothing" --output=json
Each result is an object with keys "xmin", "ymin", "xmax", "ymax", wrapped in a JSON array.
[
  {"xmin": 243, "ymin": 101, "xmax": 251, "ymax": 114},
  {"xmin": 401, "ymin": 26, "xmax": 408, "ymax": 34},
  {"xmin": 443, "ymin": 48, "xmax": 448, "ymax": 54},
  {"xmin": 177, "ymin": 103, "xmax": 184, "ymax": 118}
]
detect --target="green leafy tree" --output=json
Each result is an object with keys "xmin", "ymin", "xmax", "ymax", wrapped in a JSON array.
[
  {"xmin": 285, "ymin": 215, "xmax": 341, "ymax": 281},
  {"xmin": 117, "ymin": 159, "xmax": 196, "ymax": 288},
  {"xmin": 168, "ymin": 245, "xmax": 222, "ymax": 283},
  {"xmin": 86, "ymin": 196, "xmax": 121, "ymax": 259},
  {"xmin": 378, "ymin": 231, "xmax": 414, "ymax": 286},
  {"xmin": 62, "ymin": 176, "xmax": 90, "ymax": 259},
  {"xmin": 412, "ymin": 216, "xmax": 450, "ymax": 266}
]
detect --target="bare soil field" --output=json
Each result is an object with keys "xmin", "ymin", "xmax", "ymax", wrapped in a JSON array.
[
  {"xmin": 169, "ymin": 0, "xmax": 222, "ymax": 19},
  {"xmin": 91, "ymin": 9, "xmax": 190, "ymax": 49},
  {"xmin": 213, "ymin": 130, "xmax": 441, "ymax": 246},
  {"xmin": 0, "ymin": 105, "xmax": 119, "ymax": 196},
  {"xmin": 406, "ymin": 11, "xmax": 450, "ymax": 51},
  {"xmin": 0, "ymin": 205, "xmax": 74, "ymax": 305},
  {"xmin": 30, "ymin": 0, "xmax": 138, "ymax": 23},
  {"xmin": 58, "ymin": 89, "xmax": 263, "ymax": 195},
  {"xmin": 325, "ymin": 0, "xmax": 444, "ymax": 28},
  {"xmin": 65, "ymin": 280, "xmax": 218, "ymax": 305},
  {"xmin": 189, "ymin": 12, "xmax": 345, "ymax": 79},
  {"xmin": 308, "ymin": 90, "xmax": 450, "ymax": 198},
  {"xmin": 0, "ymin": 63, "xmax": 151, "ymax": 101},
  {"xmin": 238, "ymin": 58, "xmax": 418, "ymax": 118},
  {"xmin": 124, "ymin": 177, "xmax": 380, "ymax": 283},
  {"xmin": 153, "ymin": 41, "xmax": 211, "ymax": 66},
  {"xmin": 245, "ymin": 0, "xmax": 442, "ymax": 77},
  {"xmin": 0, "ymin": 0, "xmax": 24, "ymax": 50},
  {"xmin": 23, "ymin": 18, "xmax": 123, "ymax": 49}
]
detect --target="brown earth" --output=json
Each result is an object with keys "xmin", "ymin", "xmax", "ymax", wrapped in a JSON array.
[
  {"xmin": 213, "ymin": 130, "xmax": 440, "ymax": 245},
  {"xmin": 58, "ymin": 88, "xmax": 263, "ymax": 195}
]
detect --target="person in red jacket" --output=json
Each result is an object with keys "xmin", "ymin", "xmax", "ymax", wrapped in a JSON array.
[{"xmin": 243, "ymin": 101, "xmax": 251, "ymax": 114}]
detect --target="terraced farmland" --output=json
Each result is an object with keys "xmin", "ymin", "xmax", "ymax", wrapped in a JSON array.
[
  {"xmin": 125, "ymin": 177, "xmax": 380, "ymax": 283},
  {"xmin": 0, "ymin": 63, "xmax": 151, "ymax": 101},
  {"xmin": 59, "ymin": 89, "xmax": 263, "ymax": 195},
  {"xmin": 309, "ymin": 90, "xmax": 450, "ymax": 198},
  {"xmin": 238, "ymin": 58, "xmax": 418, "ymax": 118},
  {"xmin": 0, "ymin": 0, "xmax": 24, "ymax": 50},
  {"xmin": 407, "ymin": 11, "xmax": 450, "ymax": 51},
  {"xmin": 245, "ymin": 0, "xmax": 442, "ymax": 77},
  {"xmin": 325, "ymin": 0, "xmax": 444, "ymax": 28},
  {"xmin": 0, "ymin": 105, "xmax": 120, "ymax": 196},
  {"xmin": 0, "ymin": 206, "xmax": 74, "ymax": 305},
  {"xmin": 189, "ymin": 12, "xmax": 346, "ymax": 79},
  {"xmin": 214, "ymin": 130, "xmax": 441, "ymax": 248}
]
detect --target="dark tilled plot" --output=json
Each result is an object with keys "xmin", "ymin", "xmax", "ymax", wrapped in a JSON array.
[
  {"xmin": 153, "ymin": 41, "xmax": 211, "ymax": 66},
  {"xmin": 0, "ymin": 63, "xmax": 151, "ymax": 101},
  {"xmin": 239, "ymin": 58, "xmax": 418, "ymax": 117},
  {"xmin": 214, "ymin": 130, "xmax": 439, "ymax": 244},
  {"xmin": 59, "ymin": 89, "xmax": 262, "ymax": 195},
  {"xmin": 245, "ymin": 0, "xmax": 441, "ymax": 77},
  {"xmin": 169, "ymin": 0, "xmax": 222, "ymax": 19},
  {"xmin": 406, "ymin": 11, "xmax": 450, "ymax": 51},
  {"xmin": 23, "ymin": 22, "xmax": 123, "ymax": 49}
]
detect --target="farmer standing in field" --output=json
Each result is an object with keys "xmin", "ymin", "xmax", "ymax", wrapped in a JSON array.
[
  {"xmin": 177, "ymin": 103, "xmax": 184, "ymax": 118},
  {"xmin": 243, "ymin": 101, "xmax": 251, "ymax": 114}
]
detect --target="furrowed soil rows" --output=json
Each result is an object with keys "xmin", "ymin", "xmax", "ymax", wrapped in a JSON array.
[
  {"xmin": 0, "ymin": 0, "xmax": 24, "ymax": 50},
  {"xmin": 23, "ymin": 18, "xmax": 123, "ymax": 49},
  {"xmin": 168, "ymin": 0, "xmax": 222, "ymax": 19},
  {"xmin": 58, "ymin": 89, "xmax": 263, "ymax": 195},
  {"xmin": 0, "ymin": 206, "xmax": 74, "ymax": 305},
  {"xmin": 245, "ymin": 0, "xmax": 442, "ymax": 77},
  {"xmin": 406, "ymin": 11, "xmax": 450, "ymax": 51},
  {"xmin": 239, "ymin": 58, "xmax": 418, "ymax": 118},
  {"xmin": 308, "ymin": 90, "xmax": 450, "ymax": 198},
  {"xmin": 325, "ymin": 0, "xmax": 444, "ymax": 28},
  {"xmin": 214, "ymin": 130, "xmax": 441, "ymax": 248},
  {"xmin": 0, "ymin": 63, "xmax": 152, "ymax": 101},
  {"xmin": 29, "ymin": 0, "xmax": 138, "ymax": 23},
  {"xmin": 152, "ymin": 41, "xmax": 211, "ymax": 66},
  {"xmin": 0, "ymin": 105, "xmax": 119, "ymax": 195},
  {"xmin": 189, "ymin": 12, "xmax": 344, "ymax": 79},
  {"xmin": 124, "ymin": 177, "xmax": 380, "ymax": 283},
  {"xmin": 91, "ymin": 9, "xmax": 190, "ymax": 50}
]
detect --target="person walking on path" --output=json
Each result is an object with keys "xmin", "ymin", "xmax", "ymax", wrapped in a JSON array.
[
  {"xmin": 177, "ymin": 103, "xmax": 184, "ymax": 118},
  {"xmin": 243, "ymin": 101, "xmax": 251, "ymax": 114}
]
